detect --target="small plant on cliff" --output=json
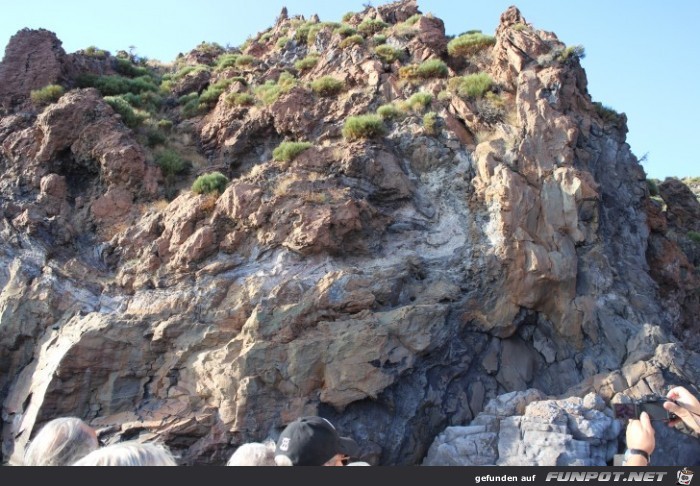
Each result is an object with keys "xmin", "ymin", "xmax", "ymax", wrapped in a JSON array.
[
  {"xmin": 104, "ymin": 96, "xmax": 146, "ymax": 128},
  {"xmin": 558, "ymin": 44, "xmax": 585, "ymax": 62},
  {"xmin": 377, "ymin": 103, "xmax": 401, "ymax": 120},
  {"xmin": 423, "ymin": 111, "xmax": 439, "ymax": 135},
  {"xmin": 30, "ymin": 84, "xmax": 64, "ymax": 106},
  {"xmin": 688, "ymin": 231, "xmax": 700, "ymax": 244},
  {"xmin": 235, "ymin": 55, "xmax": 256, "ymax": 67},
  {"xmin": 254, "ymin": 72, "xmax": 297, "ymax": 105},
  {"xmin": 357, "ymin": 19, "xmax": 388, "ymax": 35},
  {"xmin": 295, "ymin": 54, "xmax": 320, "ymax": 71},
  {"xmin": 273, "ymin": 141, "xmax": 313, "ymax": 162},
  {"xmin": 334, "ymin": 25, "xmax": 357, "ymax": 37},
  {"xmin": 215, "ymin": 54, "xmax": 239, "ymax": 71},
  {"xmin": 447, "ymin": 32, "xmax": 496, "ymax": 57},
  {"xmin": 114, "ymin": 58, "xmax": 150, "ymax": 78},
  {"xmin": 592, "ymin": 102, "xmax": 622, "ymax": 125},
  {"xmin": 199, "ymin": 79, "xmax": 234, "ymax": 106},
  {"xmin": 192, "ymin": 172, "xmax": 229, "ymax": 195},
  {"xmin": 340, "ymin": 34, "xmax": 364, "ymax": 49},
  {"xmin": 310, "ymin": 76, "xmax": 344, "ymax": 96},
  {"xmin": 225, "ymin": 92, "xmax": 255, "ymax": 106},
  {"xmin": 647, "ymin": 179, "xmax": 660, "ymax": 197},
  {"xmin": 416, "ymin": 59, "xmax": 449, "ymax": 78},
  {"xmin": 449, "ymin": 72, "xmax": 493, "ymax": 99},
  {"xmin": 400, "ymin": 92, "xmax": 433, "ymax": 112},
  {"xmin": 83, "ymin": 45, "xmax": 109, "ymax": 58},
  {"xmin": 342, "ymin": 114, "xmax": 386, "ymax": 141},
  {"xmin": 374, "ymin": 45, "xmax": 404, "ymax": 63},
  {"xmin": 156, "ymin": 148, "xmax": 190, "ymax": 178},
  {"xmin": 276, "ymin": 37, "xmax": 290, "ymax": 49}
]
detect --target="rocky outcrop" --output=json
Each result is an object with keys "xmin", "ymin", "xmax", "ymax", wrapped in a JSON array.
[
  {"xmin": 0, "ymin": 1, "xmax": 698, "ymax": 467},
  {"xmin": 0, "ymin": 29, "xmax": 67, "ymax": 112}
]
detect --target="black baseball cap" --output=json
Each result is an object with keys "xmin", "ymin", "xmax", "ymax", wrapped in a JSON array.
[{"xmin": 275, "ymin": 416, "xmax": 359, "ymax": 466}]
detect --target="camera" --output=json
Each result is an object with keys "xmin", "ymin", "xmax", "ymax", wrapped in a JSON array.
[{"xmin": 613, "ymin": 395, "xmax": 678, "ymax": 421}]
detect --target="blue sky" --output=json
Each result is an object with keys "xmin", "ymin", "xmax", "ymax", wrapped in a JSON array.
[{"xmin": 1, "ymin": 1, "xmax": 698, "ymax": 180}]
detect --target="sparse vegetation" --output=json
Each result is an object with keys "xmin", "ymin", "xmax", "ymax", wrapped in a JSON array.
[
  {"xmin": 342, "ymin": 114, "xmax": 386, "ymax": 140},
  {"xmin": 558, "ymin": 44, "xmax": 585, "ymax": 62},
  {"xmin": 83, "ymin": 46, "xmax": 108, "ymax": 58},
  {"xmin": 358, "ymin": 19, "xmax": 389, "ymax": 35},
  {"xmin": 447, "ymin": 32, "xmax": 496, "ymax": 57},
  {"xmin": 173, "ymin": 64, "xmax": 211, "ymax": 81},
  {"xmin": 225, "ymin": 92, "xmax": 255, "ymax": 106},
  {"xmin": 377, "ymin": 103, "xmax": 401, "ymax": 120},
  {"xmin": 192, "ymin": 172, "xmax": 229, "ymax": 195},
  {"xmin": 689, "ymin": 231, "xmax": 700, "ymax": 244},
  {"xmin": 340, "ymin": 34, "xmax": 364, "ymax": 49},
  {"xmin": 199, "ymin": 79, "xmax": 234, "ymax": 106},
  {"xmin": 475, "ymin": 92, "xmax": 506, "ymax": 123},
  {"xmin": 77, "ymin": 74, "xmax": 159, "ymax": 96},
  {"xmin": 335, "ymin": 25, "xmax": 357, "ymax": 37},
  {"xmin": 401, "ymin": 92, "xmax": 433, "ymax": 112},
  {"xmin": 156, "ymin": 149, "xmax": 190, "ymax": 178},
  {"xmin": 30, "ymin": 84, "xmax": 64, "ymax": 105},
  {"xmin": 423, "ymin": 111, "xmax": 439, "ymax": 135},
  {"xmin": 372, "ymin": 34, "xmax": 387, "ymax": 45},
  {"xmin": 647, "ymin": 179, "xmax": 660, "ymax": 197},
  {"xmin": 273, "ymin": 141, "xmax": 313, "ymax": 161},
  {"xmin": 215, "ymin": 54, "xmax": 240, "ymax": 71},
  {"xmin": 276, "ymin": 37, "xmax": 290, "ymax": 49},
  {"xmin": 592, "ymin": 102, "xmax": 622, "ymax": 125},
  {"xmin": 342, "ymin": 12, "xmax": 354, "ymax": 22},
  {"xmin": 310, "ymin": 76, "xmax": 344, "ymax": 96},
  {"xmin": 235, "ymin": 55, "xmax": 256, "ymax": 67},
  {"xmin": 416, "ymin": 59, "xmax": 448, "ymax": 78},
  {"xmin": 254, "ymin": 72, "xmax": 297, "ymax": 105},
  {"xmin": 104, "ymin": 96, "xmax": 145, "ymax": 128},
  {"xmin": 449, "ymin": 73, "xmax": 493, "ymax": 99},
  {"xmin": 295, "ymin": 54, "xmax": 320, "ymax": 71},
  {"xmin": 374, "ymin": 45, "xmax": 404, "ymax": 63},
  {"xmin": 114, "ymin": 58, "xmax": 150, "ymax": 77}
]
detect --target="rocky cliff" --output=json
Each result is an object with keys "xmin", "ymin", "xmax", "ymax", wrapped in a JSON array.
[{"xmin": 1, "ymin": 1, "xmax": 698, "ymax": 466}]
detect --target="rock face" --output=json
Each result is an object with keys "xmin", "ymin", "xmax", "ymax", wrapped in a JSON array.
[
  {"xmin": 0, "ymin": 29, "xmax": 67, "ymax": 112},
  {"xmin": 0, "ymin": 1, "xmax": 698, "ymax": 466}
]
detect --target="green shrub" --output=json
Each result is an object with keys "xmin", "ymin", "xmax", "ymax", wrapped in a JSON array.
[
  {"xmin": 423, "ymin": 112, "xmax": 439, "ymax": 135},
  {"xmin": 104, "ymin": 96, "xmax": 145, "ymax": 128},
  {"xmin": 393, "ymin": 23, "xmax": 417, "ymax": 40},
  {"xmin": 30, "ymin": 84, "xmax": 64, "ymax": 105},
  {"xmin": 358, "ymin": 19, "xmax": 388, "ymax": 35},
  {"xmin": 688, "ymin": 231, "xmax": 700, "ymax": 244},
  {"xmin": 342, "ymin": 12, "xmax": 354, "ymax": 22},
  {"xmin": 157, "ymin": 119, "xmax": 173, "ymax": 131},
  {"xmin": 403, "ymin": 92, "xmax": 433, "ymax": 112},
  {"xmin": 340, "ymin": 34, "xmax": 364, "ymax": 48},
  {"xmin": 114, "ymin": 58, "xmax": 150, "ymax": 77},
  {"xmin": 592, "ymin": 102, "xmax": 621, "ymax": 125},
  {"xmin": 405, "ymin": 14, "xmax": 422, "ymax": 26},
  {"xmin": 335, "ymin": 25, "xmax": 356, "ymax": 37},
  {"xmin": 83, "ymin": 46, "xmax": 108, "ymax": 58},
  {"xmin": 449, "ymin": 73, "xmax": 493, "ymax": 98},
  {"xmin": 192, "ymin": 172, "xmax": 229, "ymax": 195},
  {"xmin": 215, "ymin": 54, "xmax": 240, "ymax": 70},
  {"xmin": 294, "ymin": 22, "xmax": 315, "ymax": 44},
  {"xmin": 78, "ymin": 74, "xmax": 158, "ymax": 96},
  {"xmin": 647, "ymin": 179, "xmax": 659, "ymax": 197},
  {"xmin": 310, "ymin": 76, "xmax": 344, "ymax": 96},
  {"xmin": 273, "ymin": 141, "xmax": 313, "ymax": 161},
  {"xmin": 377, "ymin": 103, "xmax": 401, "ymax": 120},
  {"xmin": 144, "ymin": 127, "xmax": 167, "ymax": 147},
  {"xmin": 342, "ymin": 114, "xmax": 386, "ymax": 141},
  {"xmin": 173, "ymin": 64, "xmax": 211, "ymax": 80},
  {"xmin": 276, "ymin": 37, "xmax": 290, "ymax": 49},
  {"xmin": 199, "ymin": 79, "xmax": 233, "ymax": 105},
  {"xmin": 558, "ymin": 44, "xmax": 585, "ymax": 62},
  {"xmin": 254, "ymin": 72, "xmax": 297, "ymax": 105},
  {"xmin": 235, "ymin": 55, "xmax": 256, "ymax": 67},
  {"xmin": 372, "ymin": 34, "xmax": 387, "ymax": 45},
  {"xmin": 180, "ymin": 95, "xmax": 205, "ymax": 118},
  {"xmin": 374, "ymin": 45, "xmax": 404, "ymax": 63},
  {"xmin": 156, "ymin": 149, "xmax": 190, "ymax": 177},
  {"xmin": 295, "ymin": 54, "xmax": 320, "ymax": 71},
  {"xmin": 416, "ymin": 59, "xmax": 448, "ymax": 78},
  {"xmin": 225, "ymin": 92, "xmax": 255, "ymax": 106},
  {"xmin": 447, "ymin": 32, "xmax": 496, "ymax": 57}
]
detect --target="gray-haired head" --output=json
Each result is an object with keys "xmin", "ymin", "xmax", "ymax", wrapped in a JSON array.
[
  {"xmin": 72, "ymin": 442, "xmax": 177, "ymax": 466},
  {"xmin": 227, "ymin": 441, "xmax": 276, "ymax": 466},
  {"xmin": 23, "ymin": 417, "xmax": 98, "ymax": 466}
]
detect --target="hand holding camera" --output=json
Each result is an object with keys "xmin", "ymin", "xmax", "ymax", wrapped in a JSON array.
[{"xmin": 664, "ymin": 386, "xmax": 700, "ymax": 434}]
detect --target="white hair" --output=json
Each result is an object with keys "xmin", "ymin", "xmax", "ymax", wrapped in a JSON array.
[
  {"xmin": 274, "ymin": 454, "xmax": 294, "ymax": 466},
  {"xmin": 72, "ymin": 441, "xmax": 177, "ymax": 466},
  {"xmin": 227, "ymin": 441, "xmax": 276, "ymax": 466},
  {"xmin": 23, "ymin": 417, "xmax": 98, "ymax": 466}
]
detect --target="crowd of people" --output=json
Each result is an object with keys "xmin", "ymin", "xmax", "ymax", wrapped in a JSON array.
[{"xmin": 13, "ymin": 386, "xmax": 700, "ymax": 466}]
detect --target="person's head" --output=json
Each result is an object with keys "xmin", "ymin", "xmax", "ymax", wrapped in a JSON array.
[
  {"xmin": 72, "ymin": 441, "xmax": 177, "ymax": 466},
  {"xmin": 227, "ymin": 441, "xmax": 276, "ymax": 466},
  {"xmin": 23, "ymin": 417, "xmax": 99, "ymax": 466},
  {"xmin": 274, "ymin": 416, "xmax": 359, "ymax": 466}
]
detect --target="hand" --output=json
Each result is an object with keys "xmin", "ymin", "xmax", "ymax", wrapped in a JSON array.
[
  {"xmin": 664, "ymin": 386, "xmax": 700, "ymax": 434},
  {"xmin": 626, "ymin": 411, "xmax": 655, "ymax": 457}
]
